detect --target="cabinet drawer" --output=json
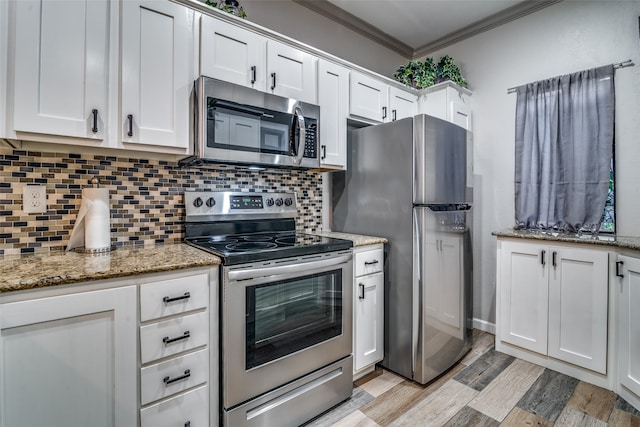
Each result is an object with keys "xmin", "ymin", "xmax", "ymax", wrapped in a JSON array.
[
  {"xmin": 355, "ymin": 248, "xmax": 383, "ymax": 276},
  {"xmin": 140, "ymin": 274, "xmax": 209, "ymax": 322},
  {"xmin": 140, "ymin": 348, "xmax": 209, "ymax": 405},
  {"xmin": 141, "ymin": 384, "xmax": 209, "ymax": 427},
  {"xmin": 140, "ymin": 311, "xmax": 209, "ymax": 364}
]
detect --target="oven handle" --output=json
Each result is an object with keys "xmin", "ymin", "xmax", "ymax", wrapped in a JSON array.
[{"xmin": 228, "ymin": 253, "xmax": 352, "ymax": 282}]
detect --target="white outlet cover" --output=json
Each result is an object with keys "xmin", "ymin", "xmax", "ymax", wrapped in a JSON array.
[{"xmin": 23, "ymin": 184, "xmax": 47, "ymax": 214}]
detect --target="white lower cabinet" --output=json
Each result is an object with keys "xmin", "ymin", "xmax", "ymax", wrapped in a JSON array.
[
  {"xmin": 0, "ymin": 285, "xmax": 137, "ymax": 427},
  {"xmin": 353, "ymin": 244, "xmax": 384, "ymax": 376},
  {"xmin": 139, "ymin": 269, "xmax": 216, "ymax": 427},
  {"xmin": 498, "ymin": 239, "xmax": 608, "ymax": 374},
  {"xmin": 616, "ymin": 254, "xmax": 640, "ymax": 409}
]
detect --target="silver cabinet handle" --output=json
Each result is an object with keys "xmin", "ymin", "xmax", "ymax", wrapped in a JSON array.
[
  {"xmin": 359, "ymin": 283, "xmax": 365, "ymax": 299},
  {"xmin": 163, "ymin": 369, "xmax": 191, "ymax": 386},
  {"xmin": 91, "ymin": 109, "xmax": 99, "ymax": 133}
]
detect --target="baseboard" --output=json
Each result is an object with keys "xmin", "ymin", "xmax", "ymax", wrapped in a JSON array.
[{"xmin": 473, "ymin": 318, "xmax": 496, "ymax": 334}]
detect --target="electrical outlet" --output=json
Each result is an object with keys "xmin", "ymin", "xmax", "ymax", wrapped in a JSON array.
[{"xmin": 23, "ymin": 185, "xmax": 47, "ymax": 214}]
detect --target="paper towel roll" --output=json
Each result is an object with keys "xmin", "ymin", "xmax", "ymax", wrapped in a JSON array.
[{"xmin": 67, "ymin": 188, "xmax": 111, "ymax": 251}]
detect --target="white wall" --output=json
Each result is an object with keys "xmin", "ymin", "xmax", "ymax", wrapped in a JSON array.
[
  {"xmin": 240, "ymin": 0, "xmax": 408, "ymax": 76},
  {"xmin": 426, "ymin": 0, "xmax": 640, "ymax": 324}
]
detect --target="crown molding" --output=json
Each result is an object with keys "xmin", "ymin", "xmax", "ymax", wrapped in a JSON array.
[
  {"xmin": 294, "ymin": 0, "xmax": 562, "ymax": 60},
  {"xmin": 292, "ymin": 0, "xmax": 414, "ymax": 58},
  {"xmin": 413, "ymin": 0, "xmax": 563, "ymax": 58}
]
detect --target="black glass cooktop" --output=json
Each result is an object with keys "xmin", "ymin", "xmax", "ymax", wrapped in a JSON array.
[{"xmin": 185, "ymin": 231, "xmax": 353, "ymax": 265}]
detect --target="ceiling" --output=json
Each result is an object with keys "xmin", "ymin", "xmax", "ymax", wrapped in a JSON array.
[{"xmin": 293, "ymin": 0, "xmax": 562, "ymax": 58}]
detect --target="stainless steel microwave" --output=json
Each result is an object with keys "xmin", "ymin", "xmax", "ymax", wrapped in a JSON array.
[{"xmin": 190, "ymin": 76, "xmax": 320, "ymax": 169}]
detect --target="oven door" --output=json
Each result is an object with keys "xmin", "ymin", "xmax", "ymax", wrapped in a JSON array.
[{"xmin": 222, "ymin": 251, "xmax": 352, "ymax": 409}]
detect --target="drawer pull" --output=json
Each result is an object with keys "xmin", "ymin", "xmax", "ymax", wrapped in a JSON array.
[
  {"xmin": 163, "ymin": 292, "xmax": 191, "ymax": 304},
  {"xmin": 163, "ymin": 331, "xmax": 191, "ymax": 346},
  {"xmin": 616, "ymin": 260, "xmax": 624, "ymax": 278},
  {"xmin": 163, "ymin": 369, "xmax": 191, "ymax": 386},
  {"xmin": 364, "ymin": 260, "xmax": 379, "ymax": 266},
  {"xmin": 359, "ymin": 283, "xmax": 365, "ymax": 299}
]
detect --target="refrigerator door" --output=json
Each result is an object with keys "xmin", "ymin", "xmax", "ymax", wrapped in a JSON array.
[
  {"xmin": 413, "ymin": 204, "xmax": 472, "ymax": 384},
  {"xmin": 332, "ymin": 118, "xmax": 416, "ymax": 380},
  {"xmin": 414, "ymin": 114, "xmax": 471, "ymax": 205}
]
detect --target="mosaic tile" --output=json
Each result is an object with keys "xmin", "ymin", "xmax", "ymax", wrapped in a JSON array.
[{"xmin": 0, "ymin": 147, "xmax": 323, "ymax": 253}]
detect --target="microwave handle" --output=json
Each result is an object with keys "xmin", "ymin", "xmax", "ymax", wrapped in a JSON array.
[
  {"xmin": 213, "ymin": 100, "xmax": 264, "ymax": 117},
  {"xmin": 293, "ymin": 107, "xmax": 306, "ymax": 165}
]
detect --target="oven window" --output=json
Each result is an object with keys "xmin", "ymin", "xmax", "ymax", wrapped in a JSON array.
[{"xmin": 245, "ymin": 269, "xmax": 343, "ymax": 370}]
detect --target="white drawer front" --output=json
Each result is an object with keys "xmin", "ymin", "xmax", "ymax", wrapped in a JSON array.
[
  {"xmin": 141, "ymin": 384, "xmax": 209, "ymax": 427},
  {"xmin": 140, "ymin": 273, "xmax": 209, "ymax": 322},
  {"xmin": 355, "ymin": 248, "xmax": 383, "ymax": 277},
  {"xmin": 140, "ymin": 311, "xmax": 209, "ymax": 364},
  {"xmin": 141, "ymin": 349, "xmax": 209, "ymax": 405}
]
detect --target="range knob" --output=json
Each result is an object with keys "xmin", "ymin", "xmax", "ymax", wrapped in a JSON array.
[
  {"xmin": 284, "ymin": 197, "xmax": 293, "ymax": 206},
  {"xmin": 206, "ymin": 197, "xmax": 216, "ymax": 207},
  {"xmin": 266, "ymin": 198, "xmax": 275, "ymax": 207},
  {"xmin": 275, "ymin": 198, "xmax": 284, "ymax": 207},
  {"xmin": 193, "ymin": 197, "xmax": 203, "ymax": 208}
]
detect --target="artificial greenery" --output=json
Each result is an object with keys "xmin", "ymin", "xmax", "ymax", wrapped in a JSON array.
[
  {"xmin": 205, "ymin": 0, "xmax": 247, "ymax": 19},
  {"xmin": 393, "ymin": 55, "xmax": 468, "ymax": 89}
]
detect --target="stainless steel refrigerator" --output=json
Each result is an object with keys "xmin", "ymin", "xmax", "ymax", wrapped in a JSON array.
[{"xmin": 332, "ymin": 114, "xmax": 473, "ymax": 384}]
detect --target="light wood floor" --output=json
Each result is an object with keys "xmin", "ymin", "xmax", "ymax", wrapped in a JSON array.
[{"xmin": 304, "ymin": 331, "xmax": 640, "ymax": 426}]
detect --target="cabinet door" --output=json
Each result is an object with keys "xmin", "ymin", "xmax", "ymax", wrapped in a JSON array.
[
  {"xmin": 618, "ymin": 255, "xmax": 640, "ymax": 397},
  {"xmin": 0, "ymin": 286, "xmax": 137, "ymax": 427},
  {"xmin": 548, "ymin": 247, "xmax": 608, "ymax": 373},
  {"xmin": 200, "ymin": 15, "xmax": 266, "ymax": 91},
  {"xmin": 389, "ymin": 86, "xmax": 417, "ymax": 121},
  {"xmin": 349, "ymin": 72, "xmax": 388, "ymax": 123},
  {"xmin": 13, "ymin": 0, "xmax": 110, "ymax": 140},
  {"xmin": 450, "ymin": 101, "xmax": 471, "ymax": 131},
  {"xmin": 317, "ymin": 60, "xmax": 348, "ymax": 169},
  {"xmin": 498, "ymin": 241, "xmax": 549, "ymax": 354},
  {"xmin": 121, "ymin": 1, "xmax": 194, "ymax": 149},
  {"xmin": 267, "ymin": 40, "xmax": 317, "ymax": 104},
  {"xmin": 354, "ymin": 272, "xmax": 384, "ymax": 371}
]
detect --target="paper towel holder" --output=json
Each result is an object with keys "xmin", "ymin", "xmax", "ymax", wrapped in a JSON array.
[{"xmin": 67, "ymin": 177, "xmax": 115, "ymax": 254}]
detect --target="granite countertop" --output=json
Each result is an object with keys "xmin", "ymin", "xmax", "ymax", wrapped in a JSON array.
[
  {"xmin": 316, "ymin": 231, "xmax": 388, "ymax": 247},
  {"xmin": 493, "ymin": 229, "xmax": 640, "ymax": 251},
  {"xmin": 0, "ymin": 244, "xmax": 221, "ymax": 294}
]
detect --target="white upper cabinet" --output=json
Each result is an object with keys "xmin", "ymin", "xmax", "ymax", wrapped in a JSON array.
[
  {"xmin": 418, "ymin": 81, "xmax": 472, "ymax": 130},
  {"xmin": 389, "ymin": 86, "xmax": 417, "ymax": 122},
  {"xmin": 200, "ymin": 16, "xmax": 317, "ymax": 104},
  {"xmin": 266, "ymin": 39, "xmax": 317, "ymax": 104},
  {"xmin": 200, "ymin": 15, "xmax": 266, "ymax": 91},
  {"xmin": 121, "ymin": 0, "xmax": 195, "ymax": 150},
  {"xmin": 317, "ymin": 59, "xmax": 348, "ymax": 169},
  {"xmin": 12, "ymin": 0, "xmax": 111, "ymax": 142},
  {"xmin": 349, "ymin": 71, "xmax": 389, "ymax": 123}
]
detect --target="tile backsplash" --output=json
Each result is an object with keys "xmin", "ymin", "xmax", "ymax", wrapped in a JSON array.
[{"xmin": 0, "ymin": 148, "xmax": 323, "ymax": 255}]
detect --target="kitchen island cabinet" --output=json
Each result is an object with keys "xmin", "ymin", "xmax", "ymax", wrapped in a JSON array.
[
  {"xmin": 0, "ymin": 284, "xmax": 137, "ymax": 427},
  {"xmin": 498, "ymin": 239, "xmax": 609, "ymax": 375}
]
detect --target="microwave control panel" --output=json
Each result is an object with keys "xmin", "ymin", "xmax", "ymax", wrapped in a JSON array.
[{"xmin": 303, "ymin": 122, "xmax": 317, "ymax": 158}]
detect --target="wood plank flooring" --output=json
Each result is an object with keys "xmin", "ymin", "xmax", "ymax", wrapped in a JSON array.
[{"xmin": 304, "ymin": 331, "xmax": 640, "ymax": 426}]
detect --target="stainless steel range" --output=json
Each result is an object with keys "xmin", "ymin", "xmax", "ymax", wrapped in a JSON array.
[{"xmin": 184, "ymin": 191, "xmax": 354, "ymax": 427}]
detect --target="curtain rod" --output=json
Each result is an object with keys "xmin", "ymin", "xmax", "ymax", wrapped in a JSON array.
[{"xmin": 506, "ymin": 59, "xmax": 635, "ymax": 94}]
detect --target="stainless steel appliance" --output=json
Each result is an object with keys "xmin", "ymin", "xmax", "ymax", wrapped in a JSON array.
[
  {"xmin": 184, "ymin": 191, "xmax": 353, "ymax": 426},
  {"xmin": 332, "ymin": 115, "xmax": 473, "ymax": 384},
  {"xmin": 185, "ymin": 77, "xmax": 320, "ymax": 169}
]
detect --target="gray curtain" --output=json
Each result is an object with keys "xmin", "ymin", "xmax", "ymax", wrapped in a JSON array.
[{"xmin": 514, "ymin": 65, "xmax": 614, "ymax": 232}]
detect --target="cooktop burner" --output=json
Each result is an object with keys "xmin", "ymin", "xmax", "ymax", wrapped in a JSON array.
[{"xmin": 184, "ymin": 191, "xmax": 353, "ymax": 265}]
